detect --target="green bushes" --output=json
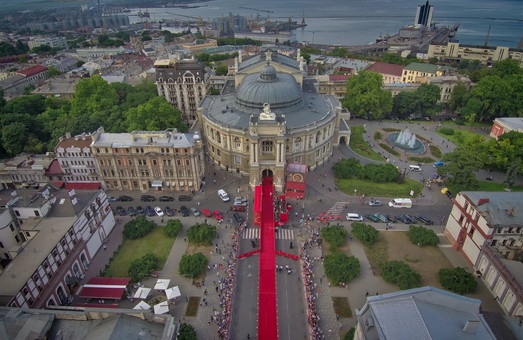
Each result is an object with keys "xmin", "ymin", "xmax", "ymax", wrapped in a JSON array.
[
  {"xmin": 177, "ymin": 323, "xmax": 197, "ymax": 340},
  {"xmin": 186, "ymin": 223, "xmax": 216, "ymax": 245},
  {"xmin": 352, "ymin": 223, "xmax": 379, "ymax": 246},
  {"xmin": 323, "ymin": 252, "xmax": 360, "ymax": 286},
  {"xmin": 439, "ymin": 127, "xmax": 455, "ymax": 135},
  {"xmin": 128, "ymin": 253, "xmax": 159, "ymax": 282},
  {"xmin": 374, "ymin": 131, "xmax": 383, "ymax": 140},
  {"xmin": 333, "ymin": 158, "xmax": 400, "ymax": 183},
  {"xmin": 123, "ymin": 216, "xmax": 156, "ymax": 239},
  {"xmin": 379, "ymin": 143, "xmax": 401, "ymax": 156},
  {"xmin": 439, "ymin": 267, "xmax": 477, "ymax": 294},
  {"xmin": 321, "ymin": 226, "xmax": 348, "ymax": 249},
  {"xmin": 164, "ymin": 219, "xmax": 183, "ymax": 238},
  {"xmin": 429, "ymin": 145, "xmax": 442, "ymax": 158},
  {"xmin": 179, "ymin": 252, "xmax": 208, "ymax": 278},
  {"xmin": 380, "ymin": 260, "xmax": 420, "ymax": 290},
  {"xmin": 407, "ymin": 225, "xmax": 439, "ymax": 247}
]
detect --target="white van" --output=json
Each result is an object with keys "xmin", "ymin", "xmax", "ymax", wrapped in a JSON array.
[
  {"xmin": 217, "ymin": 189, "xmax": 230, "ymax": 202},
  {"xmin": 409, "ymin": 165, "xmax": 421, "ymax": 172},
  {"xmin": 346, "ymin": 213, "xmax": 364, "ymax": 221},
  {"xmin": 388, "ymin": 198, "xmax": 413, "ymax": 208}
]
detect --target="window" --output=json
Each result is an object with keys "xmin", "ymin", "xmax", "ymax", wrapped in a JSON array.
[
  {"xmin": 234, "ymin": 137, "xmax": 241, "ymax": 149},
  {"xmin": 262, "ymin": 140, "xmax": 273, "ymax": 152},
  {"xmin": 234, "ymin": 156, "xmax": 241, "ymax": 164}
]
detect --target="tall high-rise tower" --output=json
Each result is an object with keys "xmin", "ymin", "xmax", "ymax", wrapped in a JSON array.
[{"xmin": 414, "ymin": 1, "xmax": 434, "ymax": 27}]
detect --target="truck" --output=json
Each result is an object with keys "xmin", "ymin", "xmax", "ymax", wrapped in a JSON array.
[{"xmin": 388, "ymin": 198, "xmax": 413, "ymax": 208}]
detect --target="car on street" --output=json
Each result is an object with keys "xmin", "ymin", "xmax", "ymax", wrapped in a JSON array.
[
  {"xmin": 180, "ymin": 206, "xmax": 191, "ymax": 217},
  {"xmin": 159, "ymin": 195, "xmax": 174, "ymax": 202},
  {"xmin": 141, "ymin": 195, "xmax": 156, "ymax": 202},
  {"xmin": 214, "ymin": 210, "xmax": 223, "ymax": 220},
  {"xmin": 145, "ymin": 206, "xmax": 155, "ymax": 216},
  {"xmin": 107, "ymin": 196, "xmax": 119, "ymax": 202},
  {"xmin": 415, "ymin": 215, "xmax": 434, "ymax": 225},
  {"xmin": 201, "ymin": 209, "xmax": 213, "ymax": 217},
  {"xmin": 154, "ymin": 207, "xmax": 164, "ymax": 217},
  {"xmin": 165, "ymin": 206, "xmax": 175, "ymax": 216},
  {"xmin": 233, "ymin": 198, "xmax": 248, "ymax": 207},
  {"xmin": 128, "ymin": 206, "xmax": 138, "ymax": 217},
  {"xmin": 217, "ymin": 189, "xmax": 230, "ymax": 202},
  {"xmin": 365, "ymin": 214, "xmax": 381, "ymax": 222},
  {"xmin": 395, "ymin": 215, "xmax": 409, "ymax": 224},
  {"xmin": 178, "ymin": 195, "xmax": 192, "ymax": 201},
  {"xmin": 231, "ymin": 205, "xmax": 246, "ymax": 212},
  {"xmin": 374, "ymin": 213, "xmax": 389, "ymax": 223},
  {"xmin": 346, "ymin": 213, "xmax": 363, "ymax": 221},
  {"xmin": 403, "ymin": 214, "xmax": 415, "ymax": 224},
  {"xmin": 385, "ymin": 215, "xmax": 398, "ymax": 223},
  {"xmin": 433, "ymin": 161, "xmax": 446, "ymax": 167},
  {"xmin": 115, "ymin": 206, "xmax": 126, "ymax": 216},
  {"xmin": 191, "ymin": 207, "xmax": 201, "ymax": 216},
  {"xmin": 233, "ymin": 212, "xmax": 244, "ymax": 224},
  {"xmin": 368, "ymin": 200, "xmax": 382, "ymax": 206},
  {"xmin": 119, "ymin": 195, "xmax": 133, "ymax": 202},
  {"xmin": 136, "ymin": 206, "xmax": 145, "ymax": 215}
]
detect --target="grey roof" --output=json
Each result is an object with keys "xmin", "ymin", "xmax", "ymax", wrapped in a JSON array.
[
  {"xmin": 238, "ymin": 50, "xmax": 299, "ymax": 72},
  {"xmin": 495, "ymin": 117, "xmax": 523, "ymax": 131},
  {"xmin": 92, "ymin": 130, "xmax": 198, "ymax": 148},
  {"xmin": 461, "ymin": 191, "xmax": 523, "ymax": 227},
  {"xmin": 360, "ymin": 287, "xmax": 495, "ymax": 340},
  {"xmin": 81, "ymin": 314, "xmax": 165, "ymax": 340},
  {"xmin": 499, "ymin": 258, "xmax": 523, "ymax": 289}
]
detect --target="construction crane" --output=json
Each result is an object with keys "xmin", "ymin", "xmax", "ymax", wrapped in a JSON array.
[{"xmin": 166, "ymin": 12, "xmax": 200, "ymax": 20}]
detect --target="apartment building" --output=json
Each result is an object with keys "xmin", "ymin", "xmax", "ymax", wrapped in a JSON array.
[
  {"xmin": 55, "ymin": 131, "xmax": 100, "ymax": 185},
  {"xmin": 0, "ymin": 153, "xmax": 55, "ymax": 190},
  {"xmin": 401, "ymin": 62, "xmax": 444, "ymax": 83},
  {"xmin": 28, "ymin": 35, "xmax": 67, "ymax": 50},
  {"xmin": 91, "ymin": 128, "xmax": 205, "ymax": 192},
  {"xmin": 428, "ymin": 42, "xmax": 523, "ymax": 66}
]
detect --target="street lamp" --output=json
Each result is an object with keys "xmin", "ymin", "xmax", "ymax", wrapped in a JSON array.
[{"xmin": 354, "ymin": 189, "xmax": 357, "ymax": 197}]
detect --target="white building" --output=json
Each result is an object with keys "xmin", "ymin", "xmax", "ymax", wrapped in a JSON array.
[
  {"xmin": 55, "ymin": 130, "xmax": 100, "ymax": 185},
  {"xmin": 28, "ymin": 36, "xmax": 67, "ymax": 50}
]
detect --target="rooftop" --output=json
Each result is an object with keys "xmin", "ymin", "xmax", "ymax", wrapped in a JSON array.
[
  {"xmin": 366, "ymin": 62, "xmax": 405, "ymax": 77},
  {"xmin": 495, "ymin": 117, "xmax": 523, "ymax": 131},
  {"xmin": 0, "ymin": 153, "xmax": 54, "ymax": 171},
  {"xmin": 55, "ymin": 133, "xmax": 93, "ymax": 151},
  {"xmin": 461, "ymin": 191, "xmax": 523, "ymax": 227},
  {"xmin": 16, "ymin": 65, "xmax": 48, "ymax": 77},
  {"xmin": 92, "ymin": 129, "xmax": 199, "ymax": 149},
  {"xmin": 404, "ymin": 62, "xmax": 440, "ymax": 73}
]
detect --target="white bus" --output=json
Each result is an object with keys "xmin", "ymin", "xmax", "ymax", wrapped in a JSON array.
[{"xmin": 388, "ymin": 198, "xmax": 412, "ymax": 208}]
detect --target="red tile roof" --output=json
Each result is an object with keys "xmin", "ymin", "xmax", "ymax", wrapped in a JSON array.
[
  {"xmin": 17, "ymin": 65, "xmax": 48, "ymax": 77},
  {"xmin": 55, "ymin": 135, "xmax": 93, "ymax": 150},
  {"xmin": 366, "ymin": 62, "xmax": 404, "ymax": 77},
  {"xmin": 46, "ymin": 159, "xmax": 63, "ymax": 175},
  {"xmin": 328, "ymin": 74, "xmax": 350, "ymax": 82}
]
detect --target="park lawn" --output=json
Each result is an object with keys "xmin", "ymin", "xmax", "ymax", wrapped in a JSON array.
[
  {"xmin": 332, "ymin": 296, "xmax": 352, "ymax": 317},
  {"xmin": 436, "ymin": 128, "xmax": 484, "ymax": 147},
  {"xmin": 335, "ymin": 177, "xmax": 424, "ymax": 197},
  {"xmin": 104, "ymin": 226, "xmax": 175, "ymax": 277},
  {"xmin": 349, "ymin": 126, "xmax": 386, "ymax": 162},
  {"xmin": 444, "ymin": 180, "xmax": 523, "ymax": 196}
]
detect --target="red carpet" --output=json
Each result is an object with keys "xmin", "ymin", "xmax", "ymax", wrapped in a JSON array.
[{"xmin": 258, "ymin": 177, "xmax": 278, "ymax": 340}]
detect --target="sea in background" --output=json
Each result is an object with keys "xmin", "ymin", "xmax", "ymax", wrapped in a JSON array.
[{"xmin": 130, "ymin": 0, "xmax": 523, "ymax": 48}]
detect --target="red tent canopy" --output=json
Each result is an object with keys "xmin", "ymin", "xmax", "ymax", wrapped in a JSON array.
[{"xmin": 77, "ymin": 277, "xmax": 130, "ymax": 300}]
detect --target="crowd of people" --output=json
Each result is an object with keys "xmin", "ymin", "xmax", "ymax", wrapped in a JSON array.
[
  {"xmin": 300, "ymin": 244, "xmax": 323, "ymax": 340},
  {"xmin": 216, "ymin": 221, "xmax": 247, "ymax": 339}
]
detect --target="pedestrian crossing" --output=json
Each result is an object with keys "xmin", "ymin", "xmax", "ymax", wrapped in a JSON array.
[
  {"xmin": 325, "ymin": 201, "xmax": 348, "ymax": 218},
  {"xmin": 241, "ymin": 228, "xmax": 295, "ymax": 240}
]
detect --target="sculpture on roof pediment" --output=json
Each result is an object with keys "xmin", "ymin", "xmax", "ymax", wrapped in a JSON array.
[
  {"xmin": 265, "ymin": 50, "xmax": 272, "ymax": 62},
  {"xmin": 259, "ymin": 103, "xmax": 276, "ymax": 121}
]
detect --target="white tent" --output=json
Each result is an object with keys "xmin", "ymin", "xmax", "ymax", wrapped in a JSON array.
[
  {"xmin": 153, "ymin": 301, "xmax": 169, "ymax": 315},
  {"xmin": 133, "ymin": 287, "xmax": 151, "ymax": 299},
  {"xmin": 165, "ymin": 286, "xmax": 181, "ymax": 300},
  {"xmin": 133, "ymin": 301, "xmax": 151, "ymax": 310},
  {"xmin": 154, "ymin": 279, "xmax": 170, "ymax": 291}
]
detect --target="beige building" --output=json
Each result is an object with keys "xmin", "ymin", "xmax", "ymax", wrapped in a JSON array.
[
  {"xmin": 428, "ymin": 42, "xmax": 523, "ymax": 66},
  {"xmin": 427, "ymin": 75, "xmax": 472, "ymax": 102},
  {"xmin": 197, "ymin": 50, "xmax": 347, "ymax": 192},
  {"xmin": 365, "ymin": 62, "xmax": 404, "ymax": 84},
  {"xmin": 401, "ymin": 62, "xmax": 444, "ymax": 83},
  {"xmin": 0, "ymin": 153, "xmax": 55, "ymax": 190},
  {"xmin": 91, "ymin": 128, "xmax": 205, "ymax": 192},
  {"xmin": 181, "ymin": 39, "xmax": 218, "ymax": 52},
  {"xmin": 155, "ymin": 57, "xmax": 209, "ymax": 123},
  {"xmin": 55, "ymin": 131, "xmax": 100, "ymax": 185},
  {"xmin": 316, "ymin": 74, "xmax": 350, "ymax": 100}
]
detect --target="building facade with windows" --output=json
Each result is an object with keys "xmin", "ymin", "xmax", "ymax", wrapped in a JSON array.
[
  {"xmin": 91, "ymin": 128, "xmax": 204, "ymax": 192},
  {"xmin": 428, "ymin": 42, "xmax": 523, "ymax": 66},
  {"xmin": 0, "ymin": 153, "xmax": 55, "ymax": 190},
  {"xmin": 55, "ymin": 131, "xmax": 100, "ymax": 185},
  {"xmin": 490, "ymin": 117, "xmax": 523, "ymax": 140},
  {"xmin": 155, "ymin": 58, "xmax": 209, "ymax": 123},
  {"xmin": 401, "ymin": 62, "xmax": 444, "ymax": 83},
  {"xmin": 0, "ymin": 188, "xmax": 115, "ymax": 309},
  {"xmin": 198, "ymin": 50, "xmax": 347, "ymax": 191}
]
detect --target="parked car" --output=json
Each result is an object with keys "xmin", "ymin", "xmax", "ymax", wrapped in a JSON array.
[
  {"xmin": 141, "ymin": 195, "xmax": 156, "ymax": 202},
  {"xmin": 415, "ymin": 215, "xmax": 434, "ymax": 225},
  {"xmin": 107, "ymin": 196, "xmax": 119, "ymax": 202},
  {"xmin": 178, "ymin": 195, "xmax": 192, "ymax": 201},
  {"xmin": 119, "ymin": 195, "xmax": 133, "ymax": 202},
  {"xmin": 395, "ymin": 215, "xmax": 409, "ymax": 224},
  {"xmin": 159, "ymin": 195, "xmax": 174, "ymax": 202},
  {"xmin": 191, "ymin": 207, "xmax": 201, "ymax": 216},
  {"xmin": 165, "ymin": 206, "xmax": 175, "ymax": 216},
  {"xmin": 201, "ymin": 208, "xmax": 213, "ymax": 217},
  {"xmin": 374, "ymin": 213, "xmax": 389, "ymax": 223},
  {"xmin": 368, "ymin": 200, "xmax": 382, "ymax": 206},
  {"xmin": 217, "ymin": 189, "xmax": 230, "ymax": 202},
  {"xmin": 136, "ymin": 206, "xmax": 145, "ymax": 215},
  {"xmin": 214, "ymin": 210, "xmax": 223, "ymax": 220},
  {"xmin": 128, "ymin": 206, "xmax": 138, "ymax": 217},
  {"xmin": 346, "ymin": 213, "xmax": 363, "ymax": 221},
  {"xmin": 385, "ymin": 215, "xmax": 398, "ymax": 223},
  {"xmin": 116, "ymin": 206, "xmax": 126, "ymax": 216},
  {"xmin": 365, "ymin": 214, "xmax": 381, "ymax": 222},
  {"xmin": 233, "ymin": 198, "xmax": 248, "ymax": 207},
  {"xmin": 154, "ymin": 207, "xmax": 164, "ymax": 217},
  {"xmin": 433, "ymin": 161, "xmax": 446, "ymax": 167},
  {"xmin": 145, "ymin": 206, "xmax": 155, "ymax": 216},
  {"xmin": 180, "ymin": 206, "xmax": 191, "ymax": 217},
  {"xmin": 233, "ymin": 213, "xmax": 244, "ymax": 224},
  {"xmin": 231, "ymin": 205, "xmax": 246, "ymax": 212},
  {"xmin": 403, "ymin": 214, "xmax": 415, "ymax": 224}
]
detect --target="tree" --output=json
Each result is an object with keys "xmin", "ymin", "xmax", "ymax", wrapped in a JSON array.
[
  {"xmin": 380, "ymin": 260, "xmax": 420, "ymax": 290},
  {"xmin": 165, "ymin": 219, "xmax": 183, "ymax": 238},
  {"xmin": 123, "ymin": 216, "xmax": 156, "ymax": 239},
  {"xmin": 321, "ymin": 225, "xmax": 348, "ymax": 249},
  {"xmin": 177, "ymin": 323, "xmax": 197, "ymax": 340},
  {"xmin": 124, "ymin": 96, "xmax": 186, "ymax": 132},
  {"xmin": 440, "ymin": 138, "xmax": 487, "ymax": 191},
  {"xmin": 381, "ymin": 53, "xmax": 406, "ymax": 65},
  {"xmin": 361, "ymin": 163, "xmax": 400, "ymax": 183},
  {"xmin": 414, "ymin": 83, "xmax": 441, "ymax": 117},
  {"xmin": 186, "ymin": 223, "xmax": 216, "ymax": 245},
  {"xmin": 179, "ymin": 252, "xmax": 208, "ymax": 278},
  {"xmin": 439, "ymin": 267, "xmax": 477, "ymax": 294},
  {"xmin": 47, "ymin": 66, "xmax": 61, "ymax": 77},
  {"xmin": 332, "ymin": 158, "xmax": 362, "ymax": 179},
  {"xmin": 351, "ymin": 223, "xmax": 379, "ymax": 246},
  {"xmin": 448, "ymin": 82, "xmax": 469, "ymax": 113},
  {"xmin": 2, "ymin": 123, "xmax": 27, "ymax": 156},
  {"xmin": 344, "ymin": 328, "xmax": 355, "ymax": 340},
  {"xmin": 323, "ymin": 252, "xmax": 360, "ymax": 286},
  {"xmin": 407, "ymin": 225, "xmax": 439, "ymax": 246},
  {"xmin": 215, "ymin": 64, "xmax": 228, "ymax": 76},
  {"xmin": 128, "ymin": 253, "xmax": 159, "ymax": 282},
  {"xmin": 392, "ymin": 91, "xmax": 417, "ymax": 119},
  {"xmin": 504, "ymin": 158, "xmax": 521, "ymax": 189},
  {"xmin": 342, "ymin": 71, "xmax": 392, "ymax": 120}
]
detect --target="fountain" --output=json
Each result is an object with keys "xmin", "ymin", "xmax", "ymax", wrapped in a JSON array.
[{"xmin": 387, "ymin": 128, "xmax": 425, "ymax": 154}]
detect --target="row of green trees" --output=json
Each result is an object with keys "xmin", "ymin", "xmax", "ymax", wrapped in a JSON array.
[
  {"xmin": 321, "ymin": 225, "xmax": 361, "ymax": 286},
  {"xmin": 332, "ymin": 158, "xmax": 400, "ymax": 183},
  {"xmin": 0, "ymin": 77, "xmax": 187, "ymax": 158}
]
